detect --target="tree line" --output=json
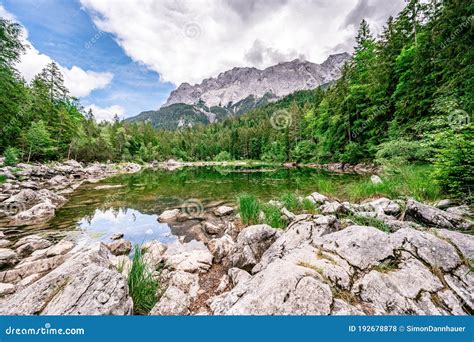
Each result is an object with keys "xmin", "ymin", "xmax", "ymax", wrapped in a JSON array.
[{"xmin": 0, "ymin": 0, "xmax": 472, "ymax": 200}]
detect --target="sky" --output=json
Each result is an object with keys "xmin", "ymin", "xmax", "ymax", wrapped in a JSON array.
[{"xmin": 0, "ymin": 0, "xmax": 406, "ymax": 121}]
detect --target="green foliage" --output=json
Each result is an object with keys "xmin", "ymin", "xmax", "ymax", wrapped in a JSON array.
[
  {"xmin": 344, "ymin": 213, "xmax": 391, "ymax": 233},
  {"xmin": 433, "ymin": 128, "xmax": 473, "ymax": 203},
  {"xmin": 302, "ymin": 198, "xmax": 316, "ymax": 212},
  {"xmin": 238, "ymin": 193, "xmax": 260, "ymax": 226},
  {"xmin": 375, "ymin": 139, "xmax": 432, "ymax": 164},
  {"xmin": 214, "ymin": 151, "xmax": 232, "ymax": 162},
  {"xmin": 261, "ymin": 204, "xmax": 286, "ymax": 229},
  {"xmin": 128, "ymin": 245, "xmax": 159, "ymax": 315},
  {"xmin": 3, "ymin": 146, "xmax": 19, "ymax": 166},
  {"xmin": 280, "ymin": 192, "xmax": 301, "ymax": 212}
]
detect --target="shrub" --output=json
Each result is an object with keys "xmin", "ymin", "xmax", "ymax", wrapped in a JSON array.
[
  {"xmin": 432, "ymin": 129, "xmax": 473, "ymax": 203},
  {"xmin": 262, "ymin": 204, "xmax": 286, "ymax": 229},
  {"xmin": 375, "ymin": 139, "xmax": 431, "ymax": 164},
  {"xmin": 3, "ymin": 147, "xmax": 19, "ymax": 166},
  {"xmin": 214, "ymin": 151, "xmax": 232, "ymax": 162},
  {"xmin": 238, "ymin": 193, "xmax": 260, "ymax": 225},
  {"xmin": 128, "ymin": 245, "xmax": 159, "ymax": 315}
]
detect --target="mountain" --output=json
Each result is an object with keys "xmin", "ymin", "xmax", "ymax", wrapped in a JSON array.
[{"xmin": 127, "ymin": 52, "xmax": 350, "ymax": 129}]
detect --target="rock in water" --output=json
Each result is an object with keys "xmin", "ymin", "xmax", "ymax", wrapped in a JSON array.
[{"xmin": 158, "ymin": 209, "xmax": 180, "ymax": 222}]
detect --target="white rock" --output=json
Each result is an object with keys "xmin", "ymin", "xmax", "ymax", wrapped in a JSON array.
[
  {"xmin": 370, "ymin": 175, "xmax": 383, "ymax": 184},
  {"xmin": 0, "ymin": 282, "xmax": 15, "ymax": 297},
  {"xmin": 214, "ymin": 206, "xmax": 234, "ymax": 217},
  {"xmin": 159, "ymin": 209, "xmax": 180, "ymax": 222}
]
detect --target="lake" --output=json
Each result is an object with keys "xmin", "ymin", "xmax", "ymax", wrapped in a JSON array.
[{"xmin": 6, "ymin": 166, "xmax": 365, "ymax": 245}]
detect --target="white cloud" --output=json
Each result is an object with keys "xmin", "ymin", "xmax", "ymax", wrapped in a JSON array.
[
  {"xmin": 80, "ymin": 0, "xmax": 405, "ymax": 86},
  {"xmin": 84, "ymin": 104, "xmax": 125, "ymax": 122},
  {"xmin": 61, "ymin": 66, "xmax": 113, "ymax": 97},
  {"xmin": 1, "ymin": 5, "xmax": 113, "ymax": 98}
]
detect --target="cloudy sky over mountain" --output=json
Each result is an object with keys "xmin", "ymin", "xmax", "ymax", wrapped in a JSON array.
[{"xmin": 1, "ymin": 0, "xmax": 406, "ymax": 120}]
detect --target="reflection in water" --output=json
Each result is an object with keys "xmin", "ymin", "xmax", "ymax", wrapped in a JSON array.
[
  {"xmin": 78, "ymin": 208, "xmax": 177, "ymax": 246},
  {"xmin": 6, "ymin": 166, "xmax": 363, "ymax": 244}
]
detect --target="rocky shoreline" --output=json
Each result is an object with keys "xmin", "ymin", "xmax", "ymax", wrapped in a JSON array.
[
  {"xmin": 0, "ymin": 160, "xmax": 142, "ymax": 227},
  {"xmin": 0, "ymin": 180, "xmax": 472, "ymax": 314}
]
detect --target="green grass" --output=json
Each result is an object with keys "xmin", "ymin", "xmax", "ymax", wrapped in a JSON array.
[
  {"xmin": 302, "ymin": 198, "xmax": 316, "ymax": 213},
  {"xmin": 280, "ymin": 192, "xmax": 301, "ymax": 212},
  {"xmin": 343, "ymin": 213, "xmax": 391, "ymax": 233},
  {"xmin": 0, "ymin": 175, "xmax": 6, "ymax": 184},
  {"xmin": 262, "ymin": 204, "xmax": 287, "ymax": 229},
  {"xmin": 341, "ymin": 164, "xmax": 441, "ymax": 203},
  {"xmin": 128, "ymin": 245, "xmax": 159, "ymax": 315},
  {"xmin": 238, "ymin": 193, "xmax": 260, "ymax": 225}
]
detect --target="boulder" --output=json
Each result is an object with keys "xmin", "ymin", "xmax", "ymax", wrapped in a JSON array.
[
  {"xmin": 314, "ymin": 225, "xmax": 394, "ymax": 270},
  {"xmin": 106, "ymin": 239, "xmax": 132, "ymax": 256},
  {"xmin": 281, "ymin": 207, "xmax": 296, "ymax": 220},
  {"xmin": 0, "ymin": 243, "xmax": 133, "ymax": 315},
  {"xmin": 228, "ymin": 224, "xmax": 280, "ymax": 271},
  {"xmin": 0, "ymin": 249, "xmax": 19, "ymax": 270},
  {"xmin": 165, "ymin": 249, "xmax": 213, "ymax": 273},
  {"xmin": 158, "ymin": 209, "xmax": 180, "ymax": 222},
  {"xmin": 306, "ymin": 192, "xmax": 328, "ymax": 205},
  {"xmin": 211, "ymin": 248, "xmax": 333, "ymax": 315},
  {"xmin": 207, "ymin": 234, "xmax": 235, "ymax": 263},
  {"xmin": 370, "ymin": 175, "xmax": 382, "ymax": 184},
  {"xmin": 253, "ymin": 216, "xmax": 340, "ymax": 273},
  {"xmin": 14, "ymin": 235, "xmax": 53, "ymax": 258},
  {"xmin": 0, "ymin": 283, "xmax": 15, "ymax": 297},
  {"xmin": 214, "ymin": 206, "xmax": 234, "ymax": 217},
  {"xmin": 149, "ymin": 270, "xmax": 199, "ymax": 315},
  {"xmin": 320, "ymin": 201, "xmax": 345, "ymax": 215},
  {"xmin": 202, "ymin": 221, "xmax": 224, "ymax": 235},
  {"xmin": 365, "ymin": 198, "xmax": 401, "ymax": 216},
  {"xmin": 406, "ymin": 199, "xmax": 473, "ymax": 230},
  {"xmin": 142, "ymin": 240, "xmax": 167, "ymax": 268},
  {"xmin": 0, "ymin": 240, "xmax": 11, "ymax": 248},
  {"xmin": 46, "ymin": 240, "xmax": 74, "ymax": 257},
  {"xmin": 11, "ymin": 201, "xmax": 56, "ymax": 225},
  {"xmin": 435, "ymin": 199, "xmax": 457, "ymax": 209}
]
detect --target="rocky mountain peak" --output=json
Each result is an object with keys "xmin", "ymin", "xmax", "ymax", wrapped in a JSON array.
[{"xmin": 164, "ymin": 52, "xmax": 351, "ymax": 108}]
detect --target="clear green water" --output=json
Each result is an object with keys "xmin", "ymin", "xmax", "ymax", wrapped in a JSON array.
[{"xmin": 6, "ymin": 166, "xmax": 364, "ymax": 245}]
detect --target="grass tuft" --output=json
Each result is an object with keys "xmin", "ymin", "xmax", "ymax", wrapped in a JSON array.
[
  {"xmin": 238, "ymin": 193, "xmax": 260, "ymax": 226},
  {"xmin": 128, "ymin": 245, "xmax": 159, "ymax": 315},
  {"xmin": 261, "ymin": 204, "xmax": 287, "ymax": 229}
]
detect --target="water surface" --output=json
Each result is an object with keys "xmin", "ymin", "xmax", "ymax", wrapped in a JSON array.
[{"xmin": 4, "ymin": 166, "xmax": 364, "ymax": 244}]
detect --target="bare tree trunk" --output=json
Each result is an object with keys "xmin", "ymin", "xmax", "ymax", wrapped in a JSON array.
[{"xmin": 27, "ymin": 146, "xmax": 32, "ymax": 163}]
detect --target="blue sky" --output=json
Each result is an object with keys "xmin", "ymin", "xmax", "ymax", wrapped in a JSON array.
[
  {"xmin": 1, "ymin": 0, "xmax": 405, "ymax": 121},
  {"xmin": 1, "ymin": 0, "xmax": 174, "ymax": 119}
]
